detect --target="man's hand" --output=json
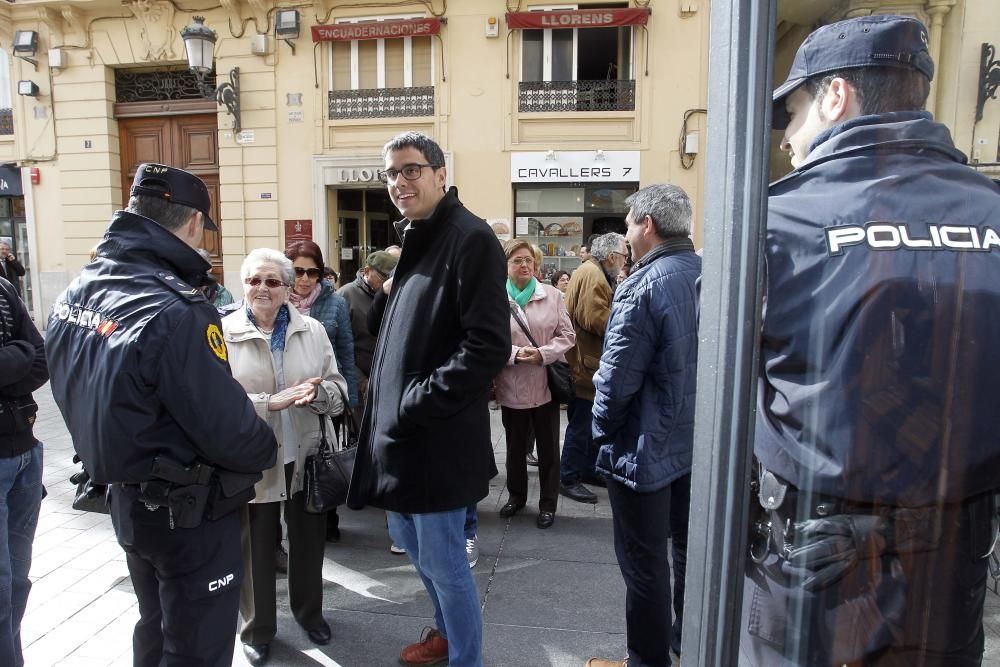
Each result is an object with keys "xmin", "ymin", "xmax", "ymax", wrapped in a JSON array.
[
  {"xmin": 268, "ymin": 377, "xmax": 322, "ymax": 410},
  {"xmin": 515, "ymin": 346, "xmax": 543, "ymax": 366}
]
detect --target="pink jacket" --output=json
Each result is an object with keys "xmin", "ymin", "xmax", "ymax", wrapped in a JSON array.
[{"xmin": 495, "ymin": 283, "xmax": 576, "ymax": 409}]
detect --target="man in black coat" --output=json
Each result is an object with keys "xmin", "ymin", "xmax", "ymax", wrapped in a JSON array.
[
  {"xmin": 348, "ymin": 132, "xmax": 509, "ymax": 667},
  {"xmin": 0, "ymin": 241, "xmax": 25, "ymax": 297},
  {"xmin": 0, "ymin": 276, "xmax": 47, "ymax": 667}
]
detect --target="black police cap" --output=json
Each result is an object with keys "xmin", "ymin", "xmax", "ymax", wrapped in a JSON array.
[
  {"xmin": 130, "ymin": 163, "xmax": 218, "ymax": 231},
  {"xmin": 772, "ymin": 15, "xmax": 934, "ymax": 130}
]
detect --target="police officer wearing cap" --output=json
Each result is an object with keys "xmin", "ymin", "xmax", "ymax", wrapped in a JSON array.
[
  {"xmin": 46, "ymin": 163, "xmax": 277, "ymax": 666},
  {"xmin": 742, "ymin": 15, "xmax": 1000, "ymax": 666}
]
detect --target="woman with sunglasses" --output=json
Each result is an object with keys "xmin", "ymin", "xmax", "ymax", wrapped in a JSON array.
[
  {"xmin": 284, "ymin": 240, "xmax": 358, "ymax": 543},
  {"xmin": 222, "ymin": 248, "xmax": 348, "ymax": 665}
]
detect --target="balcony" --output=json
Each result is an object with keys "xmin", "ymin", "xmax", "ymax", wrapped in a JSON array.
[
  {"xmin": 518, "ymin": 80, "xmax": 636, "ymax": 113},
  {"xmin": 0, "ymin": 109, "xmax": 12, "ymax": 135},
  {"xmin": 328, "ymin": 87, "xmax": 435, "ymax": 120}
]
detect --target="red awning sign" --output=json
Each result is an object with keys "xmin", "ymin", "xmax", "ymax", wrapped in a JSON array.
[
  {"xmin": 505, "ymin": 7, "xmax": 650, "ymax": 30},
  {"xmin": 311, "ymin": 17, "xmax": 442, "ymax": 42}
]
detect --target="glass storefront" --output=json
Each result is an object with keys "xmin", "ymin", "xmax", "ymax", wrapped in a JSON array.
[
  {"xmin": 0, "ymin": 197, "xmax": 30, "ymax": 312},
  {"xmin": 513, "ymin": 183, "xmax": 636, "ymax": 281},
  {"xmin": 334, "ymin": 187, "xmax": 399, "ymax": 284}
]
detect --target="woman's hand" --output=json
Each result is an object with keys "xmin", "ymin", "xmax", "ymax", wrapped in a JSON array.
[
  {"xmin": 268, "ymin": 377, "xmax": 322, "ymax": 410},
  {"xmin": 515, "ymin": 347, "xmax": 544, "ymax": 366}
]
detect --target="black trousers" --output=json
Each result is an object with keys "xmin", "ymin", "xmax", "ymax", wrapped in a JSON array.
[
  {"xmin": 110, "ymin": 486, "xmax": 243, "ymax": 667},
  {"xmin": 607, "ymin": 476, "xmax": 691, "ymax": 667},
  {"xmin": 240, "ymin": 463, "xmax": 327, "ymax": 645},
  {"xmin": 501, "ymin": 401, "xmax": 560, "ymax": 513},
  {"xmin": 740, "ymin": 497, "xmax": 991, "ymax": 666}
]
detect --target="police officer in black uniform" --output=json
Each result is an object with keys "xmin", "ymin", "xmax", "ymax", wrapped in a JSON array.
[
  {"xmin": 46, "ymin": 164, "xmax": 277, "ymax": 667},
  {"xmin": 741, "ymin": 16, "xmax": 1000, "ymax": 666}
]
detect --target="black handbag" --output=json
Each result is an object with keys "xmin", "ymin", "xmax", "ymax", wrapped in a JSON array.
[
  {"xmin": 509, "ymin": 303, "xmax": 576, "ymax": 404},
  {"xmin": 303, "ymin": 411, "xmax": 356, "ymax": 514}
]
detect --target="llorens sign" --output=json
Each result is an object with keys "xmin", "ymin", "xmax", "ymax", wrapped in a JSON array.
[
  {"xmin": 334, "ymin": 167, "xmax": 382, "ymax": 185},
  {"xmin": 505, "ymin": 7, "xmax": 650, "ymax": 30}
]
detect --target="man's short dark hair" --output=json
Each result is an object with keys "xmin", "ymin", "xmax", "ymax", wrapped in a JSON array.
[
  {"xmin": 127, "ymin": 195, "xmax": 199, "ymax": 232},
  {"xmin": 382, "ymin": 131, "xmax": 446, "ymax": 167},
  {"xmin": 805, "ymin": 67, "xmax": 930, "ymax": 116}
]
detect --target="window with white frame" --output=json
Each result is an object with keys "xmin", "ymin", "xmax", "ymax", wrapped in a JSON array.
[
  {"xmin": 0, "ymin": 50, "xmax": 12, "ymax": 135},
  {"xmin": 518, "ymin": 3, "xmax": 635, "ymax": 112},
  {"xmin": 328, "ymin": 14, "xmax": 434, "ymax": 92}
]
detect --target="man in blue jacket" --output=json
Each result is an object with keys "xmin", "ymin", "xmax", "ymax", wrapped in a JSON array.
[
  {"xmin": 0, "ymin": 276, "xmax": 47, "ymax": 667},
  {"xmin": 587, "ymin": 184, "xmax": 701, "ymax": 667},
  {"xmin": 743, "ymin": 15, "xmax": 1000, "ymax": 666}
]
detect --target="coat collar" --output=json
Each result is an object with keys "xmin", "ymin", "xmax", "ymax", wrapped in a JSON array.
[
  {"xmin": 631, "ymin": 237, "xmax": 695, "ymax": 272},
  {"xmin": 99, "ymin": 210, "xmax": 212, "ymax": 288},
  {"xmin": 224, "ymin": 302, "xmax": 309, "ymax": 342}
]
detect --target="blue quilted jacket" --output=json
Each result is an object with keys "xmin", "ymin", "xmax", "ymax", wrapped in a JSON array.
[
  {"xmin": 593, "ymin": 239, "xmax": 701, "ymax": 492},
  {"xmin": 310, "ymin": 281, "xmax": 359, "ymax": 407}
]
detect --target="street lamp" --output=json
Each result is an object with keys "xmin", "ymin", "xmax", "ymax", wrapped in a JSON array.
[{"xmin": 180, "ymin": 16, "xmax": 241, "ymax": 134}]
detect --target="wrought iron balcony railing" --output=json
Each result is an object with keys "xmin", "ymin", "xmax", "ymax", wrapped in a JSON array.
[
  {"xmin": 0, "ymin": 109, "xmax": 12, "ymax": 136},
  {"xmin": 328, "ymin": 86, "xmax": 434, "ymax": 120},
  {"xmin": 518, "ymin": 80, "xmax": 636, "ymax": 113}
]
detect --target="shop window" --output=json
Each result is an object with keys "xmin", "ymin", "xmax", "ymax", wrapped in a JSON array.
[
  {"xmin": 513, "ymin": 183, "xmax": 635, "ymax": 281},
  {"xmin": 328, "ymin": 14, "xmax": 435, "ymax": 120},
  {"xmin": 519, "ymin": 2, "xmax": 635, "ymax": 112}
]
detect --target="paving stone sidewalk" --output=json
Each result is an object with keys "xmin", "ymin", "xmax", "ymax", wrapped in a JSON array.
[{"xmin": 23, "ymin": 383, "xmax": 626, "ymax": 666}]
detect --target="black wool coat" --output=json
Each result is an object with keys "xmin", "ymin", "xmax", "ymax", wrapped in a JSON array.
[{"xmin": 348, "ymin": 187, "xmax": 510, "ymax": 513}]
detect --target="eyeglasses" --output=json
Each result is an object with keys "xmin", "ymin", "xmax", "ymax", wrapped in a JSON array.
[
  {"xmin": 610, "ymin": 251, "xmax": 629, "ymax": 260},
  {"xmin": 244, "ymin": 277, "xmax": 286, "ymax": 288},
  {"xmin": 508, "ymin": 257, "xmax": 535, "ymax": 266},
  {"xmin": 377, "ymin": 163, "xmax": 440, "ymax": 184},
  {"xmin": 293, "ymin": 267, "xmax": 321, "ymax": 279}
]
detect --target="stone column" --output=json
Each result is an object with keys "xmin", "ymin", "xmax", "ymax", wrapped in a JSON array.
[{"xmin": 925, "ymin": 0, "xmax": 957, "ymax": 116}]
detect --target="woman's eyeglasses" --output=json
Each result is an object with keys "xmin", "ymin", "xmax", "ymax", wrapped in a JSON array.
[
  {"xmin": 244, "ymin": 277, "xmax": 286, "ymax": 288},
  {"xmin": 293, "ymin": 267, "xmax": 321, "ymax": 279},
  {"xmin": 508, "ymin": 257, "xmax": 535, "ymax": 266}
]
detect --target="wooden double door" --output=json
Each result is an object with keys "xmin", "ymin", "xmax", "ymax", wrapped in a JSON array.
[{"xmin": 119, "ymin": 114, "xmax": 224, "ymax": 285}]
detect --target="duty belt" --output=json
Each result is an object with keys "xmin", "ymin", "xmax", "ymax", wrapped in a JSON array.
[{"xmin": 749, "ymin": 467, "xmax": 997, "ymax": 591}]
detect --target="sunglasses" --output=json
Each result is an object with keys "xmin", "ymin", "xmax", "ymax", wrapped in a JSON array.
[
  {"xmin": 244, "ymin": 277, "xmax": 286, "ymax": 288},
  {"xmin": 293, "ymin": 267, "xmax": 321, "ymax": 279}
]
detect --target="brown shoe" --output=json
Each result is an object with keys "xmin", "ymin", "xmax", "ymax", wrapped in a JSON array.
[
  {"xmin": 585, "ymin": 659, "xmax": 627, "ymax": 667},
  {"xmin": 400, "ymin": 627, "xmax": 448, "ymax": 666}
]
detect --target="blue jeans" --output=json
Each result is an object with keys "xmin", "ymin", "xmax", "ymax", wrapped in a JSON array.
[
  {"xmin": 0, "ymin": 444, "xmax": 43, "ymax": 667},
  {"xmin": 388, "ymin": 508, "xmax": 483, "ymax": 667},
  {"xmin": 464, "ymin": 504, "xmax": 477, "ymax": 540},
  {"xmin": 559, "ymin": 397, "xmax": 598, "ymax": 485}
]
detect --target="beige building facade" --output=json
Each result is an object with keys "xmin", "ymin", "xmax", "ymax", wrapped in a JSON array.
[{"xmin": 0, "ymin": 0, "xmax": 996, "ymax": 324}]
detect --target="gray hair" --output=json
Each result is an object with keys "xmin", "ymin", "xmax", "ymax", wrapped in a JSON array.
[
  {"xmin": 624, "ymin": 184, "xmax": 692, "ymax": 237},
  {"xmin": 382, "ymin": 131, "xmax": 445, "ymax": 167},
  {"xmin": 240, "ymin": 248, "xmax": 294, "ymax": 286},
  {"xmin": 126, "ymin": 195, "xmax": 199, "ymax": 232},
  {"xmin": 590, "ymin": 233, "xmax": 627, "ymax": 262}
]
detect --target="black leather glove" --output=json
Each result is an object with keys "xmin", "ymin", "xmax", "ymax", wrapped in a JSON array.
[{"xmin": 784, "ymin": 514, "xmax": 889, "ymax": 591}]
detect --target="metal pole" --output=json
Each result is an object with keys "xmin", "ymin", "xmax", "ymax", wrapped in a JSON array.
[{"xmin": 681, "ymin": 0, "xmax": 776, "ymax": 664}]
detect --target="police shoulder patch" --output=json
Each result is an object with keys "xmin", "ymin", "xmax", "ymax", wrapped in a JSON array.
[
  {"xmin": 206, "ymin": 323, "xmax": 228, "ymax": 362},
  {"xmin": 154, "ymin": 271, "xmax": 206, "ymax": 302}
]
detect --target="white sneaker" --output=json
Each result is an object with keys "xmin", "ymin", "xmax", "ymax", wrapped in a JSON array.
[
  {"xmin": 466, "ymin": 536, "xmax": 479, "ymax": 568},
  {"xmin": 389, "ymin": 543, "xmax": 407, "ymax": 554}
]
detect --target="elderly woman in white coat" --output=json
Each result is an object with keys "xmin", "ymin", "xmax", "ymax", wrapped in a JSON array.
[{"xmin": 222, "ymin": 248, "xmax": 347, "ymax": 666}]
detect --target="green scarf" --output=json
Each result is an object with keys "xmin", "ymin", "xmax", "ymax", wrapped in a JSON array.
[{"xmin": 506, "ymin": 277, "xmax": 536, "ymax": 309}]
